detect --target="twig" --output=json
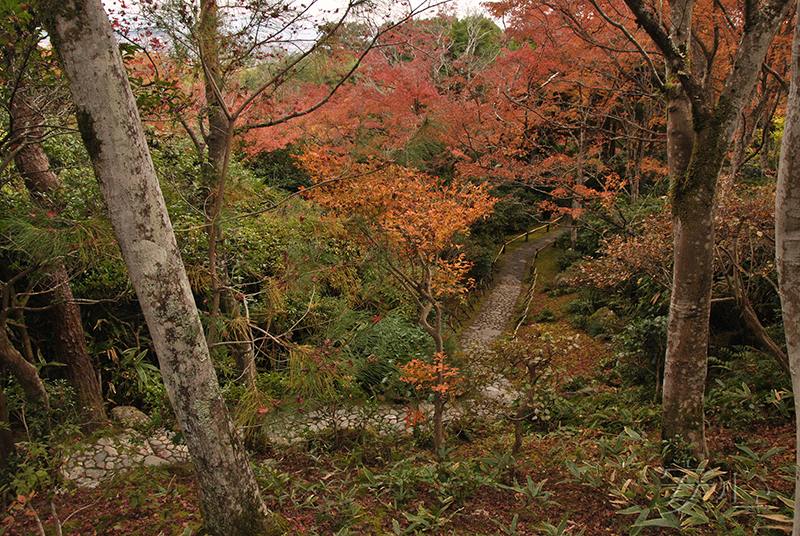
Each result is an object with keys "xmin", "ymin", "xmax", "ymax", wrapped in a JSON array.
[{"xmin": 50, "ymin": 500, "xmax": 63, "ymax": 536}]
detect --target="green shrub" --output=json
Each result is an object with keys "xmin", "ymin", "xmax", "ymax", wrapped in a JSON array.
[
  {"xmin": 565, "ymin": 289, "xmax": 607, "ymax": 330},
  {"xmin": 347, "ymin": 314, "xmax": 433, "ymax": 398},
  {"xmin": 706, "ymin": 347, "xmax": 793, "ymax": 427},
  {"xmin": 610, "ymin": 316, "xmax": 667, "ymax": 388},
  {"xmin": 555, "ymin": 249, "xmax": 582, "ymax": 272}
]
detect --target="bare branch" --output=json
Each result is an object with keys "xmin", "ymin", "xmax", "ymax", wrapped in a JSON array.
[{"xmin": 584, "ymin": 0, "xmax": 665, "ymax": 88}]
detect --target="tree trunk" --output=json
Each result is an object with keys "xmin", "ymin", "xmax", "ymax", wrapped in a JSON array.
[
  {"xmin": 11, "ymin": 93, "xmax": 107, "ymax": 429},
  {"xmin": 50, "ymin": 266, "xmax": 107, "ymax": 428},
  {"xmin": 0, "ymin": 271, "xmax": 51, "ymax": 430},
  {"xmin": 660, "ymin": 0, "xmax": 705, "ymax": 464},
  {"xmin": 623, "ymin": 0, "xmax": 793, "ymax": 465},
  {"xmin": 10, "ymin": 96, "xmax": 61, "ymax": 196},
  {"xmin": 0, "ymin": 328, "xmax": 49, "ymax": 409},
  {"xmin": 220, "ymin": 288, "xmax": 257, "ymax": 389},
  {"xmin": 570, "ymin": 127, "xmax": 587, "ymax": 248},
  {"xmin": 663, "ymin": 211, "xmax": 713, "ymax": 463},
  {"xmin": 197, "ymin": 0, "xmax": 258, "ymax": 388},
  {"xmin": 11, "ymin": 308, "xmax": 35, "ymax": 362},
  {"xmin": 663, "ymin": 99, "xmax": 748, "ymax": 464},
  {"xmin": 37, "ymin": 0, "xmax": 286, "ymax": 533},
  {"xmin": 420, "ymin": 301, "xmax": 445, "ymax": 454},
  {"xmin": 775, "ymin": 4, "xmax": 800, "ymax": 534},
  {"xmin": 664, "ymin": 0, "xmax": 695, "ymax": 181},
  {"xmin": 762, "ymin": 121, "xmax": 774, "ymax": 175},
  {"xmin": 407, "ymin": 263, "xmax": 446, "ymax": 455}
]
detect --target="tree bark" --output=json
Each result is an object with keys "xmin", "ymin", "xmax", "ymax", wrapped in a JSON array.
[
  {"xmin": 664, "ymin": 0, "xmax": 695, "ymax": 180},
  {"xmin": 11, "ymin": 93, "xmax": 107, "ymax": 429},
  {"xmin": 623, "ymin": 0, "xmax": 793, "ymax": 464},
  {"xmin": 0, "ymin": 328, "xmax": 49, "ymax": 409},
  {"xmin": 659, "ymin": 0, "xmax": 708, "ymax": 464},
  {"xmin": 50, "ymin": 266, "xmax": 107, "ymax": 427},
  {"xmin": 36, "ymin": 0, "xmax": 286, "ymax": 533},
  {"xmin": 775, "ymin": 4, "xmax": 800, "ymax": 534}
]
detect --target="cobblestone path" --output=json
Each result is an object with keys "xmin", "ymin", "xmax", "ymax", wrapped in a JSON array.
[
  {"xmin": 460, "ymin": 231, "xmax": 560, "ymax": 356},
  {"xmin": 61, "ymin": 230, "xmax": 561, "ymax": 487}
]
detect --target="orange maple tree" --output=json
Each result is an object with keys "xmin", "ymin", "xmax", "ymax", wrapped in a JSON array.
[
  {"xmin": 272, "ymin": 13, "xmax": 664, "ymax": 237},
  {"xmin": 300, "ymin": 146, "xmax": 496, "ymax": 452}
]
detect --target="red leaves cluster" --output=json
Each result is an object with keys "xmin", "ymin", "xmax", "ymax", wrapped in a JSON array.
[
  {"xmin": 578, "ymin": 211, "xmax": 673, "ymax": 289},
  {"xmin": 579, "ymin": 184, "xmax": 778, "ymax": 293}
]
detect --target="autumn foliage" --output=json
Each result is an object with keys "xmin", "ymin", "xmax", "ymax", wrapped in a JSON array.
[
  {"xmin": 399, "ymin": 352, "xmax": 464, "ymax": 396},
  {"xmin": 299, "ymin": 147, "xmax": 497, "ymax": 300},
  {"xmin": 299, "ymin": 147, "xmax": 495, "ymax": 452}
]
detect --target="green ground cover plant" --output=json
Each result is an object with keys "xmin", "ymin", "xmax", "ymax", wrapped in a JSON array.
[{"xmin": 2, "ymin": 243, "xmax": 795, "ymax": 536}]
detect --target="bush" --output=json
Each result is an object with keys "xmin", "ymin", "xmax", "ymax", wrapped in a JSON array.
[
  {"xmin": 610, "ymin": 316, "xmax": 667, "ymax": 388},
  {"xmin": 553, "ymin": 228, "xmax": 600, "ymax": 257},
  {"xmin": 565, "ymin": 289, "xmax": 607, "ymax": 330},
  {"xmin": 555, "ymin": 248, "xmax": 583, "ymax": 271},
  {"xmin": 706, "ymin": 347, "xmax": 793, "ymax": 427},
  {"xmin": 347, "ymin": 314, "xmax": 433, "ymax": 398}
]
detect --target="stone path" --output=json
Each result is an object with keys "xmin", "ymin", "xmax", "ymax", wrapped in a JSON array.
[
  {"xmin": 61, "ymin": 429, "xmax": 189, "ymax": 489},
  {"xmin": 459, "ymin": 231, "xmax": 561, "ymax": 406},
  {"xmin": 61, "ymin": 230, "xmax": 561, "ymax": 488},
  {"xmin": 461, "ymin": 231, "xmax": 560, "ymax": 357}
]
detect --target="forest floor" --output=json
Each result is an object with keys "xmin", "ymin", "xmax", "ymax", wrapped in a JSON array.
[{"xmin": 2, "ymin": 245, "xmax": 796, "ymax": 536}]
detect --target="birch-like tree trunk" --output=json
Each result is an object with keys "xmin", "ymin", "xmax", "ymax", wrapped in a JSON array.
[
  {"xmin": 775, "ymin": 4, "xmax": 800, "ymax": 534},
  {"xmin": 35, "ymin": 0, "xmax": 286, "ymax": 533}
]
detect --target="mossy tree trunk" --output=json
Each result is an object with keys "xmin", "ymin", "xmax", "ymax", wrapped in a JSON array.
[
  {"xmin": 775, "ymin": 4, "xmax": 800, "ymax": 534},
  {"xmin": 623, "ymin": 0, "xmax": 793, "ymax": 464},
  {"xmin": 35, "ymin": 0, "xmax": 286, "ymax": 533}
]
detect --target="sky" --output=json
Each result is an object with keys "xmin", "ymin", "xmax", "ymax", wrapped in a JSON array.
[
  {"xmin": 105, "ymin": 0, "xmax": 491, "ymax": 26},
  {"xmin": 104, "ymin": 0, "xmax": 496, "ymax": 55}
]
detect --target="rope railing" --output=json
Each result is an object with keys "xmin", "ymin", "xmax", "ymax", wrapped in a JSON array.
[
  {"xmin": 492, "ymin": 217, "xmax": 563, "ymax": 265},
  {"xmin": 448, "ymin": 218, "xmax": 563, "ymax": 330}
]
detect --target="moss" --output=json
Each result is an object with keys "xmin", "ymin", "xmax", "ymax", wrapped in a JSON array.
[
  {"xmin": 243, "ymin": 512, "xmax": 290, "ymax": 536},
  {"xmin": 662, "ymin": 397, "xmax": 708, "ymax": 467},
  {"xmin": 75, "ymin": 108, "xmax": 102, "ymax": 161},
  {"xmin": 32, "ymin": 0, "xmax": 79, "ymax": 53},
  {"xmin": 193, "ymin": 396, "xmax": 214, "ymax": 433},
  {"xmin": 670, "ymin": 95, "xmax": 734, "ymax": 222}
]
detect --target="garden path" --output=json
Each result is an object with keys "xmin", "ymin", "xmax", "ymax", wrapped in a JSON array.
[
  {"xmin": 60, "ymin": 230, "xmax": 562, "ymax": 487},
  {"xmin": 460, "ymin": 231, "xmax": 561, "ymax": 357}
]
